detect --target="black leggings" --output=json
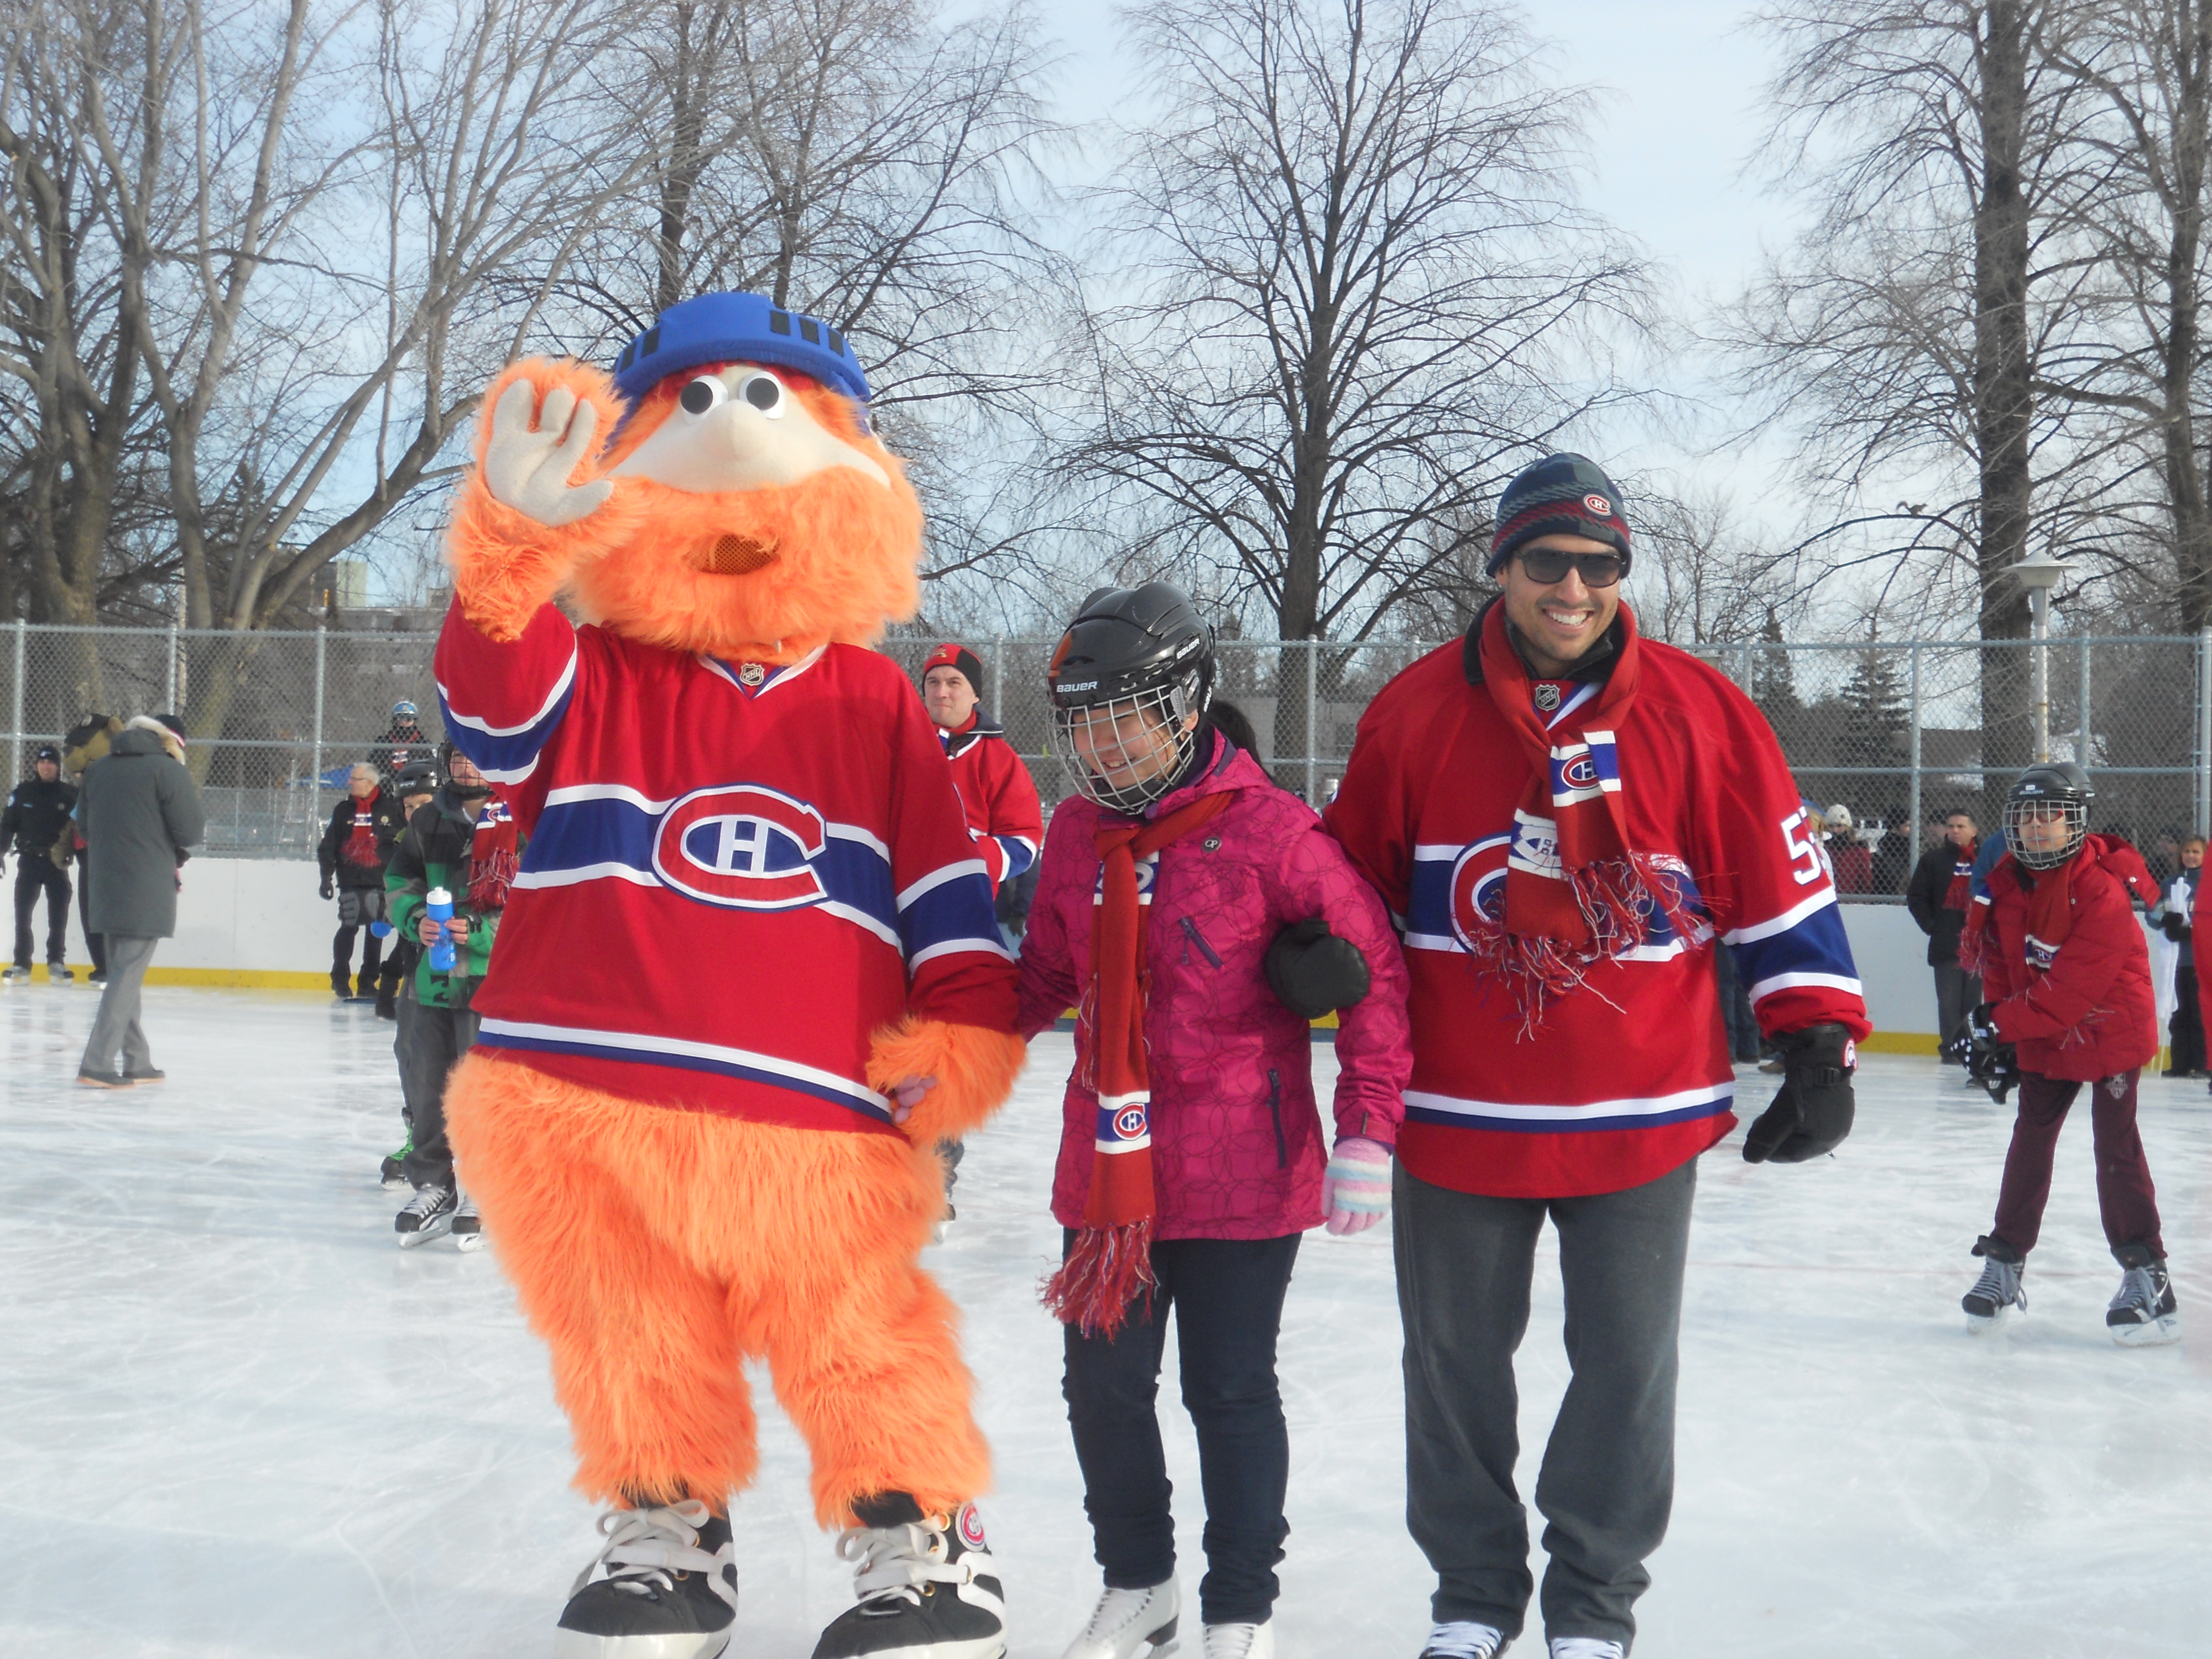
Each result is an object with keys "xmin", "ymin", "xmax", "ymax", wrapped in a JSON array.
[{"xmin": 1061, "ymin": 1231, "xmax": 1300, "ymax": 1626}]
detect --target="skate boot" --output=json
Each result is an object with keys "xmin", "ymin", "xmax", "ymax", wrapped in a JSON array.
[
  {"xmin": 1422, "ymin": 1624, "xmax": 1508, "ymax": 1658},
  {"xmin": 1963, "ymin": 1235, "xmax": 2027, "ymax": 1329},
  {"xmin": 395, "ymin": 1184, "xmax": 456, "ymax": 1247},
  {"xmin": 452, "ymin": 1192, "xmax": 486, "ymax": 1253},
  {"xmin": 46, "ymin": 961, "xmax": 71, "ymax": 983},
  {"xmin": 87, "ymin": 968, "xmax": 106, "ymax": 986},
  {"xmin": 331, "ymin": 969, "xmax": 352, "ymax": 1001},
  {"xmin": 554, "ymin": 1499, "xmax": 738, "ymax": 1659},
  {"xmin": 1064, "ymin": 1579, "xmax": 1179, "ymax": 1659},
  {"xmin": 813, "ymin": 1493, "xmax": 1005, "ymax": 1659},
  {"xmin": 380, "ymin": 1139, "xmax": 412, "ymax": 1192},
  {"xmin": 2107, "ymin": 1243, "xmax": 2180, "ymax": 1346},
  {"xmin": 1201, "ymin": 1623, "xmax": 1271, "ymax": 1659},
  {"xmin": 1, "ymin": 966, "xmax": 32, "ymax": 983}
]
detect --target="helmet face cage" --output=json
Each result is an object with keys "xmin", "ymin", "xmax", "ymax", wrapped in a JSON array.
[
  {"xmin": 1052, "ymin": 670, "xmax": 1209, "ymax": 816},
  {"xmin": 2005, "ymin": 796, "xmax": 2089, "ymax": 870}
]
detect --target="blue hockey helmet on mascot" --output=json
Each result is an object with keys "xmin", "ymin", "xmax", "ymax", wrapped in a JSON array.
[{"xmin": 611, "ymin": 291, "xmax": 873, "ymax": 409}]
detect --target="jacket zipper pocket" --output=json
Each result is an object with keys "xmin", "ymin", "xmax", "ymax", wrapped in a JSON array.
[
  {"xmin": 1180, "ymin": 915, "xmax": 1223, "ymax": 967},
  {"xmin": 1268, "ymin": 1068, "xmax": 1287, "ymax": 1169}
]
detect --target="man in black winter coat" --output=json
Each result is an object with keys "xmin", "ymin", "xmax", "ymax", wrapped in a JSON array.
[
  {"xmin": 317, "ymin": 761, "xmax": 410, "ymax": 1001},
  {"xmin": 1, "ymin": 745, "xmax": 77, "ymax": 981},
  {"xmin": 1907, "ymin": 808, "xmax": 1981, "ymax": 1062}
]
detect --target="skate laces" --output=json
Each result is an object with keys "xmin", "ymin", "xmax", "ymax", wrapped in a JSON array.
[
  {"xmin": 573, "ymin": 1500, "xmax": 737, "ymax": 1613},
  {"xmin": 836, "ymin": 1516, "xmax": 999, "ymax": 1613},
  {"xmin": 2112, "ymin": 1264, "xmax": 2165, "ymax": 1317},
  {"xmin": 399, "ymin": 1186, "xmax": 451, "ymax": 1220},
  {"xmin": 1426, "ymin": 1622, "xmax": 1506, "ymax": 1658},
  {"xmin": 1082, "ymin": 1584, "xmax": 1166, "ymax": 1640},
  {"xmin": 1971, "ymin": 1259, "xmax": 2026, "ymax": 1311}
]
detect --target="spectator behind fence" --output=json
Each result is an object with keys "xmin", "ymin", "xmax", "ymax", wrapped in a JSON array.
[
  {"xmin": 1825, "ymin": 804, "xmax": 1873, "ymax": 893},
  {"xmin": 317, "ymin": 761, "xmax": 408, "ymax": 1005},
  {"xmin": 369, "ymin": 700, "xmax": 432, "ymax": 787},
  {"xmin": 58, "ymin": 717, "xmax": 123, "ymax": 985},
  {"xmin": 1907, "ymin": 810, "xmax": 1983, "ymax": 1063},
  {"xmin": 74, "ymin": 715, "xmax": 204, "ymax": 1088},
  {"xmin": 2153, "ymin": 836, "xmax": 2206, "ymax": 1077},
  {"xmin": 2, "ymin": 744, "xmax": 77, "ymax": 983}
]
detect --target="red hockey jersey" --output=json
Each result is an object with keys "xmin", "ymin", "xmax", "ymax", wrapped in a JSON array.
[
  {"xmin": 1325, "ymin": 608, "xmax": 1871, "ymax": 1198},
  {"xmin": 937, "ymin": 710, "xmax": 1043, "ymax": 894},
  {"xmin": 435, "ymin": 603, "xmax": 1018, "ymax": 1136}
]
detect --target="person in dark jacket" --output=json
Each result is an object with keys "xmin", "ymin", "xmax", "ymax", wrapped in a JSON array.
[
  {"xmin": 58, "ymin": 717, "xmax": 122, "ymax": 983},
  {"xmin": 2152, "ymin": 836, "xmax": 2205, "ymax": 1076},
  {"xmin": 369, "ymin": 700, "xmax": 432, "ymax": 788},
  {"xmin": 74, "ymin": 718, "xmax": 205, "ymax": 1088},
  {"xmin": 1907, "ymin": 809, "xmax": 1982, "ymax": 1061},
  {"xmin": 317, "ymin": 761, "xmax": 409, "ymax": 1001},
  {"xmin": 1, "ymin": 745, "xmax": 78, "ymax": 982}
]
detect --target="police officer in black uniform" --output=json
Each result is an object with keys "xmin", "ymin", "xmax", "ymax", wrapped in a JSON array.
[{"xmin": 1, "ymin": 745, "xmax": 79, "ymax": 982}]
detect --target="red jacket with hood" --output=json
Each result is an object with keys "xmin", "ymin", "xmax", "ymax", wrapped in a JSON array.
[{"xmin": 1982, "ymin": 834, "xmax": 2158, "ymax": 1081}]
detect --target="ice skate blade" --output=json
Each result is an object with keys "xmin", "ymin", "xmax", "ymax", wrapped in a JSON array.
[
  {"xmin": 1964, "ymin": 1308, "xmax": 2017, "ymax": 1335},
  {"xmin": 550, "ymin": 1628, "xmax": 730, "ymax": 1658},
  {"xmin": 455, "ymin": 1232, "xmax": 487, "ymax": 1253},
  {"xmin": 397, "ymin": 1219, "xmax": 452, "ymax": 1249},
  {"xmin": 2112, "ymin": 1315, "xmax": 2181, "ymax": 1348}
]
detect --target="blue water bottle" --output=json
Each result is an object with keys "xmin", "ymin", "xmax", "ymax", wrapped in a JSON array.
[{"xmin": 426, "ymin": 887, "xmax": 456, "ymax": 973}]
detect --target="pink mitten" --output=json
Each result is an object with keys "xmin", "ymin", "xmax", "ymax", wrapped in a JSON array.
[{"xmin": 1322, "ymin": 1136, "xmax": 1392, "ymax": 1236}]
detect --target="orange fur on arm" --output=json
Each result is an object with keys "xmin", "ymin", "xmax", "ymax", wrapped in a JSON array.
[
  {"xmin": 446, "ymin": 359, "xmax": 648, "ymax": 642},
  {"xmin": 867, "ymin": 1016, "xmax": 1027, "ymax": 1146}
]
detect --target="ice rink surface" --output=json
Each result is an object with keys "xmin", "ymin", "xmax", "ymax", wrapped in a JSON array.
[{"xmin": 4, "ymin": 984, "xmax": 2210, "ymax": 1658}]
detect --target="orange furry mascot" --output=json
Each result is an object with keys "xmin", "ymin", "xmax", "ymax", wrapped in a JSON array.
[{"xmin": 434, "ymin": 291, "xmax": 1024, "ymax": 1659}]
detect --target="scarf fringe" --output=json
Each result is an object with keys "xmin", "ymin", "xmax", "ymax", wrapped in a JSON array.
[
  {"xmin": 1042, "ymin": 1219, "xmax": 1156, "ymax": 1339},
  {"xmin": 1465, "ymin": 852, "xmax": 1704, "ymax": 1035}
]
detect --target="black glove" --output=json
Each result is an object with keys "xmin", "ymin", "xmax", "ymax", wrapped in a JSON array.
[
  {"xmin": 1263, "ymin": 917, "xmax": 1372, "ymax": 1019},
  {"xmin": 2161, "ymin": 912, "xmax": 2190, "ymax": 944},
  {"xmin": 319, "ymin": 874, "xmax": 335, "ymax": 901},
  {"xmin": 1743, "ymin": 1022, "xmax": 1856, "ymax": 1164},
  {"xmin": 1964, "ymin": 1001, "xmax": 2020, "ymax": 1104}
]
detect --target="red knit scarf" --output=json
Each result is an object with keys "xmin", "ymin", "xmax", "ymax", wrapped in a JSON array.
[
  {"xmin": 1468, "ymin": 604, "xmax": 1698, "ymax": 1028},
  {"xmin": 1944, "ymin": 841, "xmax": 1977, "ymax": 911},
  {"xmin": 2021, "ymin": 856, "xmax": 2076, "ymax": 972},
  {"xmin": 1042, "ymin": 789, "xmax": 1231, "ymax": 1338},
  {"xmin": 343, "ymin": 790, "xmax": 381, "ymax": 868}
]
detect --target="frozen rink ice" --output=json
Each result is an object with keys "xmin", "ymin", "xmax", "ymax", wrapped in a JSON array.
[{"xmin": 4, "ymin": 984, "xmax": 2211, "ymax": 1658}]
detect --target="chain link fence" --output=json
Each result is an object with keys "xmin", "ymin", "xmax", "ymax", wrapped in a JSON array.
[{"xmin": 7, "ymin": 621, "xmax": 2209, "ymax": 889}]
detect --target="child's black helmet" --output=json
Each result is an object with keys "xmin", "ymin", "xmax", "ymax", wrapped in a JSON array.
[{"xmin": 2005, "ymin": 761, "xmax": 2094, "ymax": 870}]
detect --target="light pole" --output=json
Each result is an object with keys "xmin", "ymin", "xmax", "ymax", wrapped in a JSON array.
[{"xmin": 2009, "ymin": 550, "xmax": 2069, "ymax": 763}]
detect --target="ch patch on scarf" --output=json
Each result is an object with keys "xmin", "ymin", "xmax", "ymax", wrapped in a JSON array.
[{"xmin": 2025, "ymin": 932, "xmax": 2059, "ymax": 972}]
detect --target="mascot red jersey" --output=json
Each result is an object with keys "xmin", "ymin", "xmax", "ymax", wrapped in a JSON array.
[{"xmin": 437, "ymin": 291, "xmax": 1023, "ymax": 1659}]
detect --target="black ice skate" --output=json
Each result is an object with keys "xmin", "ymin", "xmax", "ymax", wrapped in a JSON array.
[
  {"xmin": 554, "ymin": 1499, "xmax": 738, "ymax": 1659},
  {"xmin": 813, "ymin": 1493, "xmax": 1005, "ymax": 1659},
  {"xmin": 46, "ymin": 961, "xmax": 71, "ymax": 983},
  {"xmin": 1, "ymin": 966, "xmax": 32, "ymax": 983},
  {"xmin": 395, "ymin": 1184, "xmax": 456, "ymax": 1247},
  {"xmin": 2107, "ymin": 1243, "xmax": 2180, "ymax": 1346},
  {"xmin": 1421, "ymin": 1623, "xmax": 1508, "ymax": 1659},
  {"xmin": 1065, "ymin": 1579, "xmax": 1179, "ymax": 1659},
  {"xmin": 1963, "ymin": 1235, "xmax": 2027, "ymax": 1329},
  {"xmin": 452, "ymin": 1192, "xmax": 486, "ymax": 1253}
]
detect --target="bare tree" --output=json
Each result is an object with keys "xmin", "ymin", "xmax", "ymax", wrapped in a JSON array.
[{"xmin": 1066, "ymin": 0, "xmax": 1646, "ymax": 765}]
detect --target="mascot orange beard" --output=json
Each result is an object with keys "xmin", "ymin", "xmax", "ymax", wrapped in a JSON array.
[{"xmin": 434, "ymin": 294, "xmax": 1024, "ymax": 1659}]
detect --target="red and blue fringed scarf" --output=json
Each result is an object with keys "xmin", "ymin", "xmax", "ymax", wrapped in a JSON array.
[
  {"xmin": 1042, "ymin": 789, "xmax": 1230, "ymax": 1338},
  {"xmin": 1465, "ymin": 602, "xmax": 1700, "ymax": 1031}
]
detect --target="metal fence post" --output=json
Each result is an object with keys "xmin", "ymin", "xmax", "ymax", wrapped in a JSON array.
[
  {"xmin": 990, "ymin": 636, "xmax": 1003, "ymax": 723},
  {"xmin": 2078, "ymin": 637, "xmax": 2091, "ymax": 766},
  {"xmin": 8, "ymin": 619, "xmax": 24, "ymax": 780},
  {"xmin": 1907, "ymin": 644, "xmax": 1922, "ymax": 846},
  {"xmin": 1305, "ymin": 638, "xmax": 1319, "ymax": 804},
  {"xmin": 311, "ymin": 625, "xmax": 326, "ymax": 799},
  {"xmin": 2199, "ymin": 630, "xmax": 2212, "ymax": 836},
  {"xmin": 165, "ymin": 624, "xmax": 180, "ymax": 713}
]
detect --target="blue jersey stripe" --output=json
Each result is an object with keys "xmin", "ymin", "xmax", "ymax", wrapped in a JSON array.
[
  {"xmin": 1405, "ymin": 1094, "xmax": 1733, "ymax": 1135},
  {"xmin": 899, "ymin": 869, "xmax": 1004, "ymax": 961},
  {"xmin": 440, "ymin": 678, "xmax": 574, "ymax": 778},
  {"xmin": 1728, "ymin": 899, "xmax": 1858, "ymax": 990}
]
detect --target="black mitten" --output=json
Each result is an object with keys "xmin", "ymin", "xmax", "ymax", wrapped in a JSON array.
[
  {"xmin": 1964, "ymin": 1001, "xmax": 2020, "ymax": 1104},
  {"xmin": 1743, "ymin": 1022, "xmax": 1856, "ymax": 1164},
  {"xmin": 2161, "ymin": 912, "xmax": 2190, "ymax": 944},
  {"xmin": 1264, "ymin": 917, "xmax": 1372, "ymax": 1019}
]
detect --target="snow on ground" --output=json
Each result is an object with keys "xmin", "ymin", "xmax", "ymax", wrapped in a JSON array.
[{"xmin": 3, "ymin": 985, "xmax": 2210, "ymax": 1657}]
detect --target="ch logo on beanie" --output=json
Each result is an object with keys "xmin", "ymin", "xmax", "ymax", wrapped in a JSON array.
[{"xmin": 1584, "ymin": 493, "xmax": 1611, "ymax": 516}]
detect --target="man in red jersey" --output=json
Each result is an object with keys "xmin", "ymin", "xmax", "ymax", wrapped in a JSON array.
[
  {"xmin": 919, "ymin": 641, "xmax": 1043, "ymax": 901},
  {"xmin": 1326, "ymin": 452, "xmax": 1871, "ymax": 1659}
]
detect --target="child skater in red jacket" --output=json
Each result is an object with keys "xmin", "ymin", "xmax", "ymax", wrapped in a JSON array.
[{"xmin": 1961, "ymin": 762, "xmax": 2177, "ymax": 1344}]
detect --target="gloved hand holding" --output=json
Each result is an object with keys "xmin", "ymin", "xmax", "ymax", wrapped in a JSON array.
[
  {"xmin": 319, "ymin": 873, "xmax": 335, "ymax": 901},
  {"xmin": 1322, "ymin": 1136, "xmax": 1392, "ymax": 1235},
  {"xmin": 1964, "ymin": 1000, "xmax": 2020, "ymax": 1104},
  {"xmin": 1743, "ymin": 1022, "xmax": 1856, "ymax": 1164},
  {"xmin": 1264, "ymin": 917, "xmax": 1372, "ymax": 1019},
  {"xmin": 2161, "ymin": 911, "xmax": 2190, "ymax": 944}
]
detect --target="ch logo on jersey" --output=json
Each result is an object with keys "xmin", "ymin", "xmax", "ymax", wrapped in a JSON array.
[
  {"xmin": 1448, "ymin": 834, "xmax": 1514, "ymax": 947},
  {"xmin": 652, "ymin": 784, "xmax": 828, "ymax": 910}
]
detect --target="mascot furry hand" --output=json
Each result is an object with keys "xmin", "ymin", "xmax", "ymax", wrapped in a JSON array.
[{"xmin": 435, "ymin": 291, "xmax": 1026, "ymax": 1659}]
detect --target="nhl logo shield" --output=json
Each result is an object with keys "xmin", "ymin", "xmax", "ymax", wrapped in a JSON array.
[
  {"xmin": 1532, "ymin": 682, "xmax": 1562, "ymax": 713},
  {"xmin": 738, "ymin": 661, "xmax": 766, "ymax": 688}
]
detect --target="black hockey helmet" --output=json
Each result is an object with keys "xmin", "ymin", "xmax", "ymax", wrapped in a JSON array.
[
  {"xmin": 1048, "ymin": 581, "xmax": 1215, "ymax": 813},
  {"xmin": 2005, "ymin": 761, "xmax": 2094, "ymax": 870},
  {"xmin": 394, "ymin": 759, "xmax": 437, "ymax": 797}
]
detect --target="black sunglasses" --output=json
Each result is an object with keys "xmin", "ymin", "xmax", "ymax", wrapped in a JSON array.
[{"xmin": 1516, "ymin": 548, "xmax": 1624, "ymax": 588}]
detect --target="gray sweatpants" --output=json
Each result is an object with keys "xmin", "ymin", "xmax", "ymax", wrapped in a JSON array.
[
  {"xmin": 1395, "ymin": 1156, "xmax": 1696, "ymax": 1652},
  {"xmin": 80, "ymin": 933, "xmax": 159, "ymax": 1078}
]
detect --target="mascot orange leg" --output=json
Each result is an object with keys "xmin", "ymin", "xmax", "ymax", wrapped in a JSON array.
[{"xmin": 447, "ymin": 1052, "xmax": 990, "ymax": 1523}]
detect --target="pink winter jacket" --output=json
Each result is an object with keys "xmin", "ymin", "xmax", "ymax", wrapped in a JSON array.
[{"xmin": 1017, "ymin": 734, "xmax": 1412, "ymax": 1240}]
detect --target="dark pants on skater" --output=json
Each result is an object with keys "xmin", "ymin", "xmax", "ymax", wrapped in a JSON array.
[
  {"xmin": 1933, "ymin": 962, "xmax": 1981, "ymax": 1060},
  {"xmin": 1062, "ymin": 1231, "xmax": 1300, "ymax": 1626},
  {"xmin": 1396, "ymin": 1157, "xmax": 1695, "ymax": 1651},
  {"xmin": 80, "ymin": 934, "xmax": 159, "ymax": 1077},
  {"xmin": 1990, "ymin": 1070, "xmax": 2164, "ymax": 1258},
  {"xmin": 12, "ymin": 852, "xmax": 70, "ymax": 967},
  {"xmin": 2169, "ymin": 964, "xmax": 2205, "ymax": 1074},
  {"xmin": 332, "ymin": 886, "xmax": 386, "ymax": 993},
  {"xmin": 395, "ymin": 998, "xmax": 479, "ymax": 1191},
  {"xmin": 76, "ymin": 865, "xmax": 105, "ymax": 974},
  {"xmin": 1714, "ymin": 944, "xmax": 1760, "ymax": 1063}
]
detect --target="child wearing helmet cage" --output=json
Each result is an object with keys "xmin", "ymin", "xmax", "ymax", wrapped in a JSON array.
[
  {"xmin": 1017, "ymin": 581, "xmax": 1413, "ymax": 1659},
  {"xmin": 1959, "ymin": 762, "xmax": 2177, "ymax": 1344}
]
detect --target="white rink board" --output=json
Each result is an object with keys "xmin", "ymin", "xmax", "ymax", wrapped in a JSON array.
[{"xmin": 2, "ymin": 992, "xmax": 2209, "ymax": 1657}]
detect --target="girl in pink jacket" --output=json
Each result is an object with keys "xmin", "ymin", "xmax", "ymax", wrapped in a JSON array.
[{"xmin": 1019, "ymin": 583, "xmax": 1411, "ymax": 1659}]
